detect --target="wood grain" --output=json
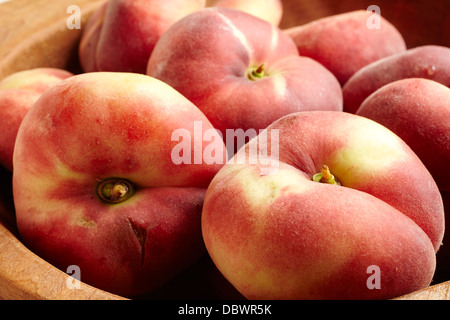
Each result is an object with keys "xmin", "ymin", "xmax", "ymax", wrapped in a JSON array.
[
  {"xmin": 396, "ymin": 280, "xmax": 450, "ymax": 300},
  {"xmin": 0, "ymin": 0, "xmax": 449, "ymax": 300},
  {"xmin": 0, "ymin": 222, "xmax": 125, "ymax": 300},
  {"xmin": 0, "ymin": 0, "xmax": 106, "ymax": 80}
]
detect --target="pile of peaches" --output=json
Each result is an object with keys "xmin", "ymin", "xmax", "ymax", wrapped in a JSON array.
[{"xmin": 0, "ymin": 0, "xmax": 449, "ymax": 300}]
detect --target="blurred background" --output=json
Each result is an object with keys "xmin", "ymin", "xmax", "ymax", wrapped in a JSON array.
[{"xmin": 280, "ymin": 0, "xmax": 450, "ymax": 48}]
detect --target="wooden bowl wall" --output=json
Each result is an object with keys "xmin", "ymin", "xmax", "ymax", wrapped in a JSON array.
[{"xmin": 0, "ymin": 0, "xmax": 449, "ymax": 300}]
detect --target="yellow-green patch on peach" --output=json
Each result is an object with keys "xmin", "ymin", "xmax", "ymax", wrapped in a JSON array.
[
  {"xmin": 219, "ymin": 163, "xmax": 309, "ymax": 209},
  {"xmin": 326, "ymin": 118, "xmax": 409, "ymax": 186}
]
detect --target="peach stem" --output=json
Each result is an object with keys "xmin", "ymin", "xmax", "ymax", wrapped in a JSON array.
[
  {"xmin": 321, "ymin": 165, "xmax": 333, "ymax": 182},
  {"xmin": 248, "ymin": 64, "xmax": 265, "ymax": 81},
  {"xmin": 97, "ymin": 178, "xmax": 135, "ymax": 203},
  {"xmin": 111, "ymin": 183, "xmax": 128, "ymax": 200},
  {"xmin": 312, "ymin": 165, "xmax": 340, "ymax": 185}
]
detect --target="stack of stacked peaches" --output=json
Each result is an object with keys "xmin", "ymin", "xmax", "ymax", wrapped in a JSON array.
[{"xmin": 0, "ymin": 0, "xmax": 449, "ymax": 300}]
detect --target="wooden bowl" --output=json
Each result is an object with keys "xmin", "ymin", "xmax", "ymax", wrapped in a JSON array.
[{"xmin": 0, "ymin": 0, "xmax": 449, "ymax": 300}]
